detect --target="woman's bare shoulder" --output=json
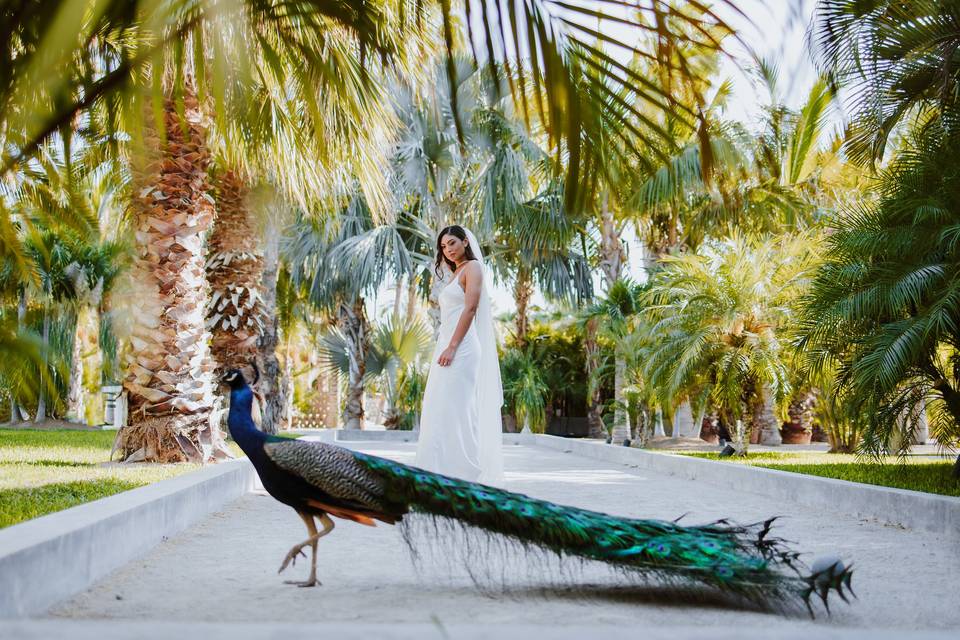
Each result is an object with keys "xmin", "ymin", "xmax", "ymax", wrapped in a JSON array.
[{"xmin": 459, "ymin": 260, "xmax": 484, "ymax": 290}]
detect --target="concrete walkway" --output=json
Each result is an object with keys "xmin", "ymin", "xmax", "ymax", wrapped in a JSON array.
[{"xmin": 11, "ymin": 442, "xmax": 960, "ymax": 638}]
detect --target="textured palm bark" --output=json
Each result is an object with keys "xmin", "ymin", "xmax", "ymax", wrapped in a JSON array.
[
  {"xmin": 584, "ymin": 317, "xmax": 604, "ymax": 439},
  {"xmin": 340, "ymin": 297, "xmax": 369, "ymax": 430},
  {"xmin": 65, "ymin": 307, "xmax": 88, "ymax": 422},
  {"xmin": 754, "ymin": 384, "xmax": 782, "ymax": 445},
  {"xmin": 405, "ymin": 276, "xmax": 418, "ymax": 324},
  {"xmin": 206, "ymin": 170, "xmax": 267, "ymax": 375},
  {"xmin": 513, "ymin": 269, "xmax": 532, "ymax": 347},
  {"xmin": 598, "ymin": 194, "xmax": 626, "ymax": 287},
  {"xmin": 611, "ymin": 355, "xmax": 629, "ymax": 444},
  {"xmin": 255, "ymin": 219, "xmax": 285, "ymax": 434},
  {"xmin": 115, "ymin": 94, "xmax": 228, "ymax": 463}
]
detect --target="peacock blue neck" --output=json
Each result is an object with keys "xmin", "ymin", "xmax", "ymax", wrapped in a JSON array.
[{"xmin": 227, "ymin": 386, "xmax": 267, "ymax": 457}]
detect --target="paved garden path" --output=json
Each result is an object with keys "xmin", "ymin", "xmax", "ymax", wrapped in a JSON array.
[{"xmin": 8, "ymin": 441, "xmax": 960, "ymax": 638}]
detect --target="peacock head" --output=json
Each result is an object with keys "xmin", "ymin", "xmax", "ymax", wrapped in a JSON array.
[
  {"xmin": 220, "ymin": 369, "xmax": 248, "ymax": 390},
  {"xmin": 220, "ymin": 361, "xmax": 260, "ymax": 391}
]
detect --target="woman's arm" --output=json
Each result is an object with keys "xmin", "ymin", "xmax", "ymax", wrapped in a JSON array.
[{"xmin": 437, "ymin": 261, "xmax": 483, "ymax": 367}]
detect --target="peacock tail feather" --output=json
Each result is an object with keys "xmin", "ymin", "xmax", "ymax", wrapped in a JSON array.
[
  {"xmin": 351, "ymin": 450, "xmax": 854, "ymax": 615},
  {"xmin": 261, "ymin": 438, "xmax": 853, "ymax": 615}
]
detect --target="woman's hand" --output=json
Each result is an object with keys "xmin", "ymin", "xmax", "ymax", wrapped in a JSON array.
[{"xmin": 437, "ymin": 345, "xmax": 457, "ymax": 367}]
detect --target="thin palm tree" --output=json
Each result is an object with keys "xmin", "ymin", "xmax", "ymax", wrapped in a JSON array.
[
  {"xmin": 283, "ymin": 195, "xmax": 421, "ymax": 429},
  {"xmin": 581, "ymin": 279, "xmax": 646, "ymax": 445},
  {"xmin": 319, "ymin": 315, "xmax": 432, "ymax": 429}
]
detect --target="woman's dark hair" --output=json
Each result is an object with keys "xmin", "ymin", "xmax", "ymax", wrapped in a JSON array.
[{"xmin": 435, "ymin": 225, "xmax": 478, "ymax": 277}]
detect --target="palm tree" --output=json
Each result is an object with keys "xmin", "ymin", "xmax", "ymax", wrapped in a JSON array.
[
  {"xmin": 802, "ymin": 0, "xmax": 960, "ymax": 458},
  {"xmin": 797, "ymin": 116, "xmax": 960, "ymax": 454},
  {"xmin": 319, "ymin": 315, "xmax": 431, "ymax": 429},
  {"xmin": 23, "ymin": 229, "xmax": 122, "ymax": 422},
  {"xmin": 113, "ymin": 90, "xmax": 229, "ymax": 462},
  {"xmin": 581, "ymin": 279, "xmax": 646, "ymax": 444},
  {"xmin": 500, "ymin": 345, "xmax": 549, "ymax": 433},
  {"xmin": 2, "ymin": 1, "xmax": 746, "ymax": 216},
  {"xmin": 205, "ymin": 170, "xmax": 266, "ymax": 381},
  {"xmin": 633, "ymin": 61, "xmax": 835, "ymax": 258},
  {"xmin": 284, "ymin": 196, "xmax": 420, "ymax": 429},
  {"xmin": 812, "ymin": 0, "xmax": 960, "ymax": 165},
  {"xmin": 484, "ymin": 171, "xmax": 592, "ymax": 347},
  {"xmin": 2, "ymin": 128, "xmax": 126, "ymax": 424},
  {"xmin": 642, "ymin": 233, "xmax": 819, "ymax": 452}
]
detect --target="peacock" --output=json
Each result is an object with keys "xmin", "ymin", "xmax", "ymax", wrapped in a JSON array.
[{"xmin": 222, "ymin": 367, "xmax": 853, "ymax": 615}]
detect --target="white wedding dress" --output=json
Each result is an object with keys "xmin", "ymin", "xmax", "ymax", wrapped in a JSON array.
[{"xmin": 415, "ymin": 268, "xmax": 503, "ymax": 485}]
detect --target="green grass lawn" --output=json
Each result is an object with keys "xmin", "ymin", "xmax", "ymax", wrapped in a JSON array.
[
  {"xmin": 0, "ymin": 429, "xmax": 243, "ymax": 529},
  {"xmin": 676, "ymin": 451, "xmax": 960, "ymax": 497}
]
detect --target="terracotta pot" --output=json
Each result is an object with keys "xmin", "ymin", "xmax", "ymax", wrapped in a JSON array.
[
  {"xmin": 699, "ymin": 416, "xmax": 720, "ymax": 444},
  {"xmin": 780, "ymin": 424, "xmax": 812, "ymax": 445}
]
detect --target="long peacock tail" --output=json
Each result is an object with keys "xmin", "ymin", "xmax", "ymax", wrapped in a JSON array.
[{"xmin": 352, "ymin": 451, "xmax": 854, "ymax": 615}]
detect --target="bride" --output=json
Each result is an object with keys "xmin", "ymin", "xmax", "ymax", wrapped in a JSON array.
[{"xmin": 415, "ymin": 225, "xmax": 504, "ymax": 485}]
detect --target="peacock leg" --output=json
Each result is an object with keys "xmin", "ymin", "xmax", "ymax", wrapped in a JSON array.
[{"xmin": 280, "ymin": 512, "xmax": 335, "ymax": 587}]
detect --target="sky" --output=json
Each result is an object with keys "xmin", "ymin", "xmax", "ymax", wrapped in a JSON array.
[{"xmin": 372, "ymin": 0, "xmax": 827, "ymax": 321}]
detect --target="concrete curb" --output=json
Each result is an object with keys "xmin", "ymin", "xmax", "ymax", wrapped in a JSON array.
[
  {"xmin": 526, "ymin": 434, "xmax": 960, "ymax": 536},
  {"xmin": 0, "ymin": 620, "xmax": 956, "ymax": 640},
  {"xmin": 0, "ymin": 459, "xmax": 255, "ymax": 618},
  {"xmin": 335, "ymin": 429, "xmax": 417, "ymax": 442}
]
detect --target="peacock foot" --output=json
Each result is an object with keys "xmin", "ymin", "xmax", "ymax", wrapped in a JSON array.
[
  {"xmin": 283, "ymin": 576, "xmax": 320, "ymax": 588},
  {"xmin": 278, "ymin": 544, "xmax": 307, "ymax": 574}
]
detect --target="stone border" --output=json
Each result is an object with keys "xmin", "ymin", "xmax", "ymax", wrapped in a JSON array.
[
  {"xmin": 0, "ymin": 459, "xmax": 255, "ymax": 618},
  {"xmin": 335, "ymin": 429, "xmax": 417, "ymax": 442},
  {"xmin": 1, "ymin": 620, "xmax": 956, "ymax": 640},
  {"xmin": 524, "ymin": 434, "xmax": 960, "ymax": 536}
]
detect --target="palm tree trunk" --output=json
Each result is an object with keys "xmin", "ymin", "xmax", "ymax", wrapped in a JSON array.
[
  {"xmin": 340, "ymin": 297, "xmax": 368, "ymax": 430},
  {"xmin": 584, "ymin": 317, "xmax": 604, "ymax": 439},
  {"xmin": 393, "ymin": 275, "xmax": 404, "ymax": 318},
  {"xmin": 207, "ymin": 170, "xmax": 267, "ymax": 374},
  {"xmin": 66, "ymin": 306, "xmax": 88, "ymax": 423},
  {"xmin": 284, "ymin": 339, "xmax": 295, "ymax": 428},
  {"xmin": 673, "ymin": 399, "xmax": 694, "ymax": 438},
  {"xmin": 206, "ymin": 170, "xmax": 272, "ymax": 436},
  {"xmin": 115, "ymin": 93, "xmax": 229, "ymax": 463},
  {"xmin": 598, "ymin": 192, "xmax": 625, "ymax": 288},
  {"xmin": 11, "ymin": 288, "xmax": 28, "ymax": 421},
  {"xmin": 612, "ymin": 354, "xmax": 629, "ymax": 444},
  {"xmin": 256, "ymin": 213, "xmax": 285, "ymax": 434},
  {"xmin": 405, "ymin": 275, "xmax": 418, "ymax": 324},
  {"xmin": 34, "ymin": 307, "xmax": 49, "ymax": 423},
  {"xmin": 756, "ymin": 384, "xmax": 782, "ymax": 445},
  {"xmin": 513, "ymin": 269, "xmax": 533, "ymax": 347}
]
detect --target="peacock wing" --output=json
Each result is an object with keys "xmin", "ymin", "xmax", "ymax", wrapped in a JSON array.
[{"xmin": 263, "ymin": 439, "xmax": 393, "ymax": 514}]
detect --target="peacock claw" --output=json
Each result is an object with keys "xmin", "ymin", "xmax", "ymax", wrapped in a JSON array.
[{"xmin": 278, "ymin": 545, "xmax": 308, "ymax": 574}]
